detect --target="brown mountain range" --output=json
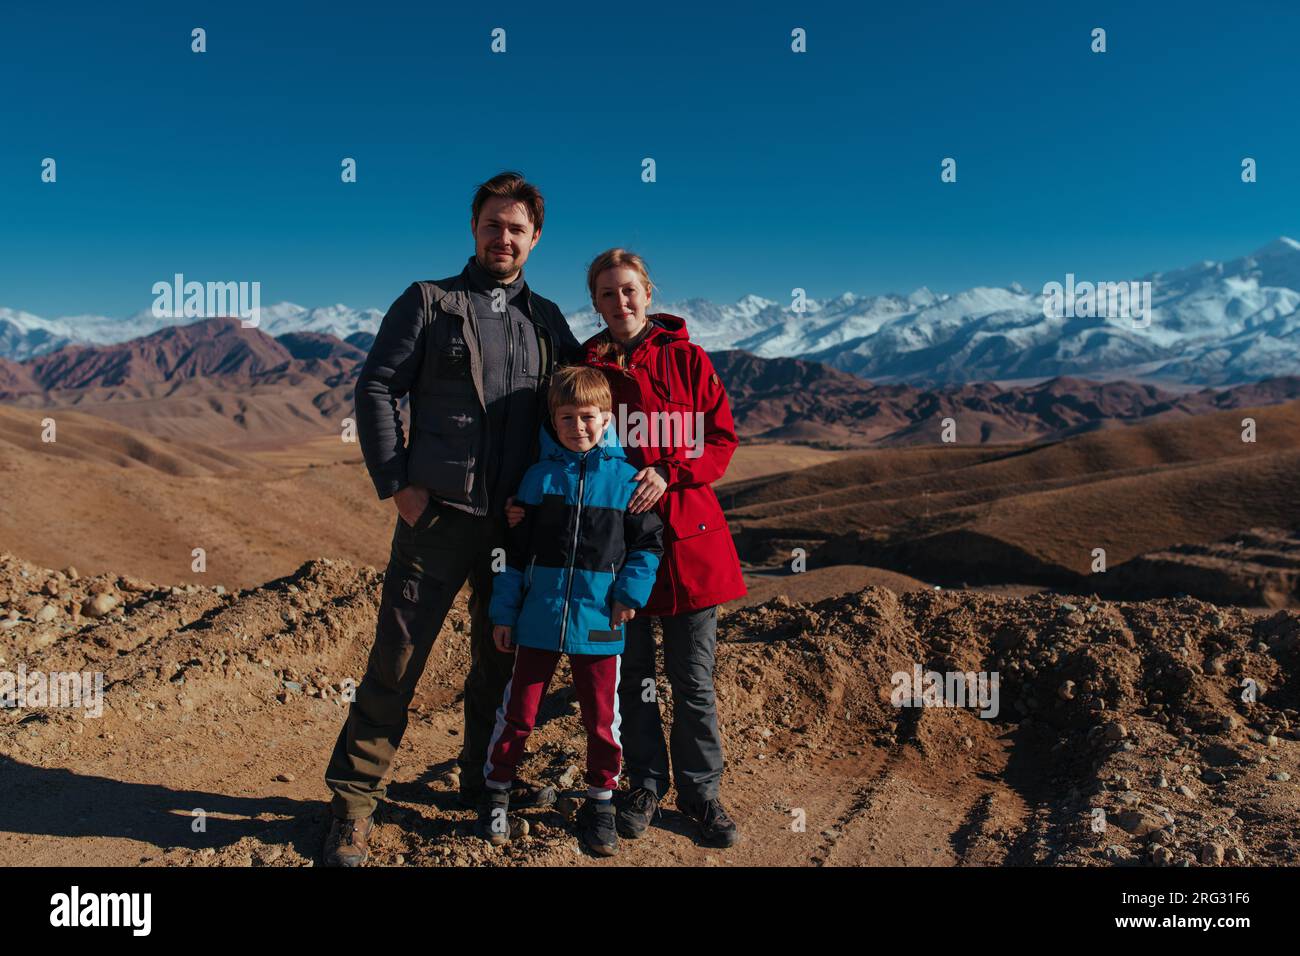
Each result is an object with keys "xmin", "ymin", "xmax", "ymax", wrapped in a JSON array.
[
  {"xmin": 3, "ymin": 320, "xmax": 1300, "ymax": 450},
  {"xmin": 710, "ymin": 350, "xmax": 1300, "ymax": 446}
]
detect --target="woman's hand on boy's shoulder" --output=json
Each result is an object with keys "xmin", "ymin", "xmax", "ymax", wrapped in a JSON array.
[{"xmin": 627, "ymin": 465, "xmax": 668, "ymax": 514}]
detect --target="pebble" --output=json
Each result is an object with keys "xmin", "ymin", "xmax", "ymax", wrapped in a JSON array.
[
  {"xmin": 557, "ymin": 765, "xmax": 581, "ymax": 789},
  {"xmin": 1200, "ymin": 843, "xmax": 1224, "ymax": 866},
  {"xmin": 1113, "ymin": 809, "xmax": 1163, "ymax": 836},
  {"xmin": 1104, "ymin": 844, "xmax": 1131, "ymax": 862},
  {"xmin": 1151, "ymin": 846, "xmax": 1174, "ymax": 866},
  {"xmin": 82, "ymin": 593, "xmax": 118, "ymax": 618},
  {"xmin": 1176, "ymin": 785, "xmax": 1196, "ymax": 799},
  {"xmin": 275, "ymin": 772, "xmax": 294, "ymax": 782},
  {"xmin": 1200, "ymin": 770, "xmax": 1226, "ymax": 785},
  {"xmin": 1269, "ymin": 771, "xmax": 1291, "ymax": 782},
  {"xmin": 1102, "ymin": 722, "xmax": 1128, "ymax": 743}
]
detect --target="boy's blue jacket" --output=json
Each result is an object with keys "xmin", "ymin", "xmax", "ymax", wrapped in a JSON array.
[{"xmin": 489, "ymin": 418, "xmax": 664, "ymax": 655}]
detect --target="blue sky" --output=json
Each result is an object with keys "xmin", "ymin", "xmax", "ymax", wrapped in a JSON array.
[{"xmin": 1, "ymin": 0, "xmax": 1297, "ymax": 319}]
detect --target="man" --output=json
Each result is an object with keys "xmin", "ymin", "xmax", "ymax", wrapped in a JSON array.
[{"xmin": 322, "ymin": 171, "xmax": 581, "ymax": 866}]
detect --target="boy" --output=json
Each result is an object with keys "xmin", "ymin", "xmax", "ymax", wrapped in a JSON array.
[{"xmin": 481, "ymin": 366, "xmax": 664, "ymax": 856}]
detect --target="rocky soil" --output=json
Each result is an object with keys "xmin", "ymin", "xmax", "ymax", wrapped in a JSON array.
[{"xmin": 1, "ymin": 551, "xmax": 1297, "ymax": 867}]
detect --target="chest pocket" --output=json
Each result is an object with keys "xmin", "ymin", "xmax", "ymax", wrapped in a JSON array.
[
  {"xmin": 432, "ymin": 317, "xmax": 472, "ymax": 382},
  {"xmin": 514, "ymin": 319, "xmax": 542, "ymax": 383},
  {"xmin": 649, "ymin": 345, "xmax": 695, "ymax": 408}
]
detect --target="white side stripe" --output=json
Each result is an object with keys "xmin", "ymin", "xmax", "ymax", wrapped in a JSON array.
[{"xmin": 483, "ymin": 652, "xmax": 521, "ymax": 782}]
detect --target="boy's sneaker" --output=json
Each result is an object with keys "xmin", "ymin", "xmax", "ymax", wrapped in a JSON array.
[
  {"xmin": 616, "ymin": 787, "xmax": 659, "ymax": 839},
  {"xmin": 678, "ymin": 796, "xmax": 740, "ymax": 848},
  {"xmin": 475, "ymin": 790, "xmax": 519, "ymax": 846},
  {"xmin": 460, "ymin": 775, "xmax": 556, "ymax": 810},
  {"xmin": 576, "ymin": 799, "xmax": 619, "ymax": 857}
]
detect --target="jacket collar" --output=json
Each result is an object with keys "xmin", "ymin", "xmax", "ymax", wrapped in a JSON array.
[
  {"xmin": 582, "ymin": 312, "xmax": 689, "ymax": 366},
  {"xmin": 463, "ymin": 254, "xmax": 527, "ymax": 299}
]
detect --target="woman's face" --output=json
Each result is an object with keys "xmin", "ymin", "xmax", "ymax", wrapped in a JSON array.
[{"xmin": 593, "ymin": 266, "xmax": 651, "ymax": 342}]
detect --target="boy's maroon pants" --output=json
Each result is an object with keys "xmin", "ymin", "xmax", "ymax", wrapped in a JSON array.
[{"xmin": 484, "ymin": 645, "xmax": 622, "ymax": 796}]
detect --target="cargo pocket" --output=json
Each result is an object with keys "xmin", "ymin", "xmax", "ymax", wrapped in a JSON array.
[{"xmin": 371, "ymin": 571, "xmax": 422, "ymax": 690}]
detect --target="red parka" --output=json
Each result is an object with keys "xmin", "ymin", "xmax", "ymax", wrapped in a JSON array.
[{"xmin": 580, "ymin": 313, "xmax": 747, "ymax": 617}]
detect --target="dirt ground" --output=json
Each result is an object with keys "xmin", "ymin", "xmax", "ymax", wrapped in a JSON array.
[{"xmin": 2, "ymin": 551, "xmax": 1296, "ymax": 867}]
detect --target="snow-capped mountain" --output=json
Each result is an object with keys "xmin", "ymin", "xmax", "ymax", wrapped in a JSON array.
[
  {"xmin": 572, "ymin": 238, "xmax": 1300, "ymax": 385},
  {"xmin": 5, "ymin": 238, "xmax": 1299, "ymax": 385},
  {"xmin": 0, "ymin": 303, "xmax": 385, "ymax": 363}
]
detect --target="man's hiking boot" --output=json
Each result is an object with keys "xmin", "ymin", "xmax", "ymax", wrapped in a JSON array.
[
  {"xmin": 576, "ymin": 798, "xmax": 619, "ymax": 857},
  {"xmin": 616, "ymin": 787, "xmax": 659, "ymax": 839},
  {"xmin": 322, "ymin": 815, "xmax": 373, "ymax": 867},
  {"xmin": 678, "ymin": 796, "xmax": 740, "ymax": 848}
]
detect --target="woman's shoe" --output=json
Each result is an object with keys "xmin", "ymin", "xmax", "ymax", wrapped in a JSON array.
[
  {"xmin": 615, "ymin": 787, "xmax": 659, "ymax": 839},
  {"xmin": 678, "ymin": 796, "xmax": 739, "ymax": 848}
]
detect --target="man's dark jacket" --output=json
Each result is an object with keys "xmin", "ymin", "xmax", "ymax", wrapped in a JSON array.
[{"xmin": 353, "ymin": 260, "xmax": 582, "ymax": 516}]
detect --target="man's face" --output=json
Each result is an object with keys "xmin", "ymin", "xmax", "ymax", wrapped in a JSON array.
[
  {"xmin": 472, "ymin": 197, "xmax": 540, "ymax": 281},
  {"xmin": 553, "ymin": 404, "xmax": 610, "ymax": 453}
]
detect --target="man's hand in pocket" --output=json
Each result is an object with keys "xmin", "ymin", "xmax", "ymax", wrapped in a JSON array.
[{"xmin": 394, "ymin": 485, "xmax": 431, "ymax": 528}]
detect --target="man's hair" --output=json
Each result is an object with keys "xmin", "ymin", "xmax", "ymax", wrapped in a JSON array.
[
  {"xmin": 471, "ymin": 171, "xmax": 545, "ymax": 233},
  {"xmin": 548, "ymin": 365, "xmax": 612, "ymax": 418}
]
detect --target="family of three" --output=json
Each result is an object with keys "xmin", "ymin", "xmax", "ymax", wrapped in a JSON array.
[{"xmin": 321, "ymin": 171, "xmax": 747, "ymax": 865}]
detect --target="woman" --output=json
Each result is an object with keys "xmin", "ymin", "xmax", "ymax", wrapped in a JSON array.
[
  {"xmin": 579, "ymin": 248, "xmax": 747, "ymax": 846},
  {"xmin": 507, "ymin": 249, "xmax": 746, "ymax": 844}
]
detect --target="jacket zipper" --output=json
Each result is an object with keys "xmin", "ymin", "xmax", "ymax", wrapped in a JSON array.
[
  {"xmin": 527, "ymin": 554, "xmax": 536, "ymax": 588},
  {"xmin": 461, "ymin": 298, "xmax": 487, "ymax": 511},
  {"xmin": 557, "ymin": 454, "xmax": 587, "ymax": 652}
]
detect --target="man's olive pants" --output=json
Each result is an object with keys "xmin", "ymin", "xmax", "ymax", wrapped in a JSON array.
[{"xmin": 324, "ymin": 499, "xmax": 511, "ymax": 820}]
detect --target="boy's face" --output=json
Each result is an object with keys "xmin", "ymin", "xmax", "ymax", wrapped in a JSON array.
[{"xmin": 553, "ymin": 403, "xmax": 610, "ymax": 453}]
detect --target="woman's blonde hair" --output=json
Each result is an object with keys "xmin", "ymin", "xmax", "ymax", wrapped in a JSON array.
[{"xmin": 587, "ymin": 248, "xmax": 656, "ymax": 366}]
